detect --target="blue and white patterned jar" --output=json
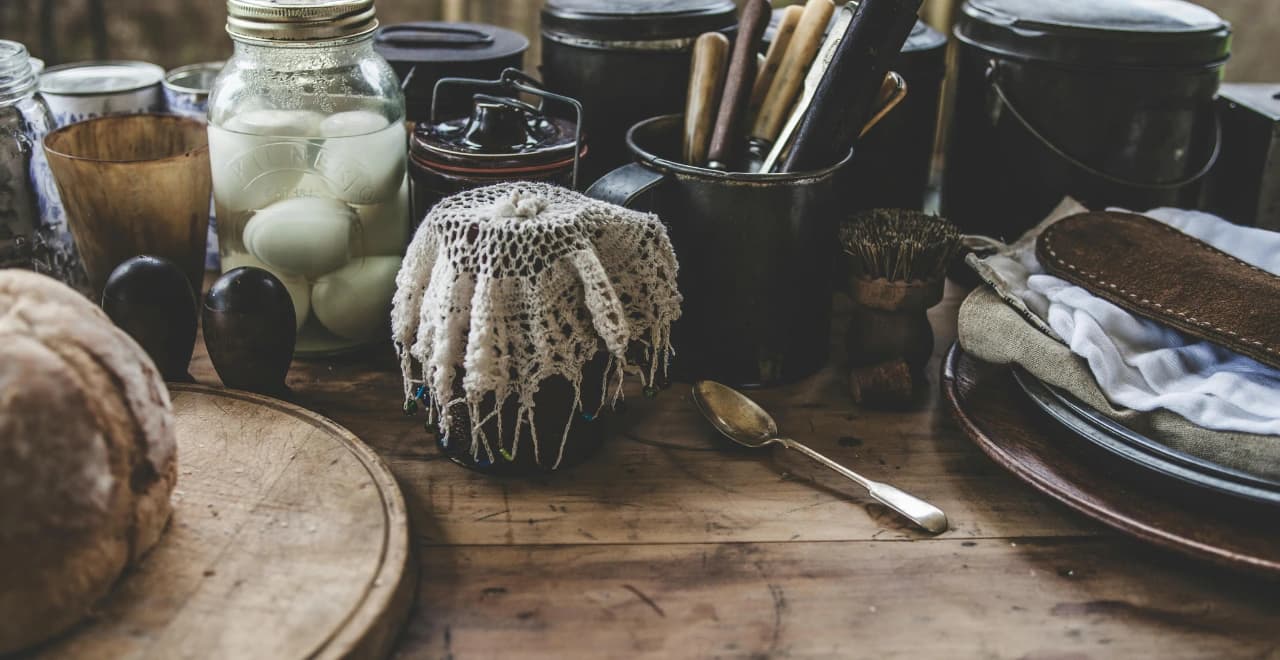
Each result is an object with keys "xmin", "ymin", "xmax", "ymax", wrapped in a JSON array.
[
  {"xmin": 165, "ymin": 61, "xmax": 225, "ymax": 270},
  {"xmin": 0, "ymin": 40, "xmax": 88, "ymax": 293}
]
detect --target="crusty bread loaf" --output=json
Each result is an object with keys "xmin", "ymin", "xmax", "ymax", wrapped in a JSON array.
[{"xmin": 0, "ymin": 270, "xmax": 177, "ymax": 654}]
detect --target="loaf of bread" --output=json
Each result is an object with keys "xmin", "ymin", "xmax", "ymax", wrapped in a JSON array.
[{"xmin": 0, "ymin": 270, "xmax": 177, "ymax": 654}]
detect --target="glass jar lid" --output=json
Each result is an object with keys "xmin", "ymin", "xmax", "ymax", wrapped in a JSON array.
[{"xmin": 226, "ymin": 0, "xmax": 379, "ymax": 43}]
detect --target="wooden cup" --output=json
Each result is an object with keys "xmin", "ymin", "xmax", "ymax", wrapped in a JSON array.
[{"xmin": 43, "ymin": 114, "xmax": 211, "ymax": 298}]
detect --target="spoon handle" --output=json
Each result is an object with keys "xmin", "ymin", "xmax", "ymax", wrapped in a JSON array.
[{"xmin": 778, "ymin": 438, "xmax": 949, "ymax": 534}]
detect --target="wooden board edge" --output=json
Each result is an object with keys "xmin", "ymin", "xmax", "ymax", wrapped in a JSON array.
[
  {"xmin": 168, "ymin": 384, "xmax": 417, "ymax": 659},
  {"xmin": 939, "ymin": 344, "xmax": 1280, "ymax": 577}
]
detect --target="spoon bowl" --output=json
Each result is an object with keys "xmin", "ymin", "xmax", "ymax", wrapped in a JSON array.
[
  {"xmin": 692, "ymin": 380, "xmax": 779, "ymax": 448},
  {"xmin": 692, "ymin": 380, "xmax": 949, "ymax": 534}
]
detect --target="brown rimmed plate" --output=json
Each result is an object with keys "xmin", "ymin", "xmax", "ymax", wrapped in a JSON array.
[{"xmin": 942, "ymin": 343, "xmax": 1280, "ymax": 577}]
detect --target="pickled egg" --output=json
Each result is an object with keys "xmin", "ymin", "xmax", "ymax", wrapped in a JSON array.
[
  {"xmin": 310, "ymin": 256, "xmax": 401, "ymax": 341},
  {"xmin": 243, "ymin": 196, "xmax": 356, "ymax": 278},
  {"xmin": 221, "ymin": 252, "xmax": 311, "ymax": 330},
  {"xmin": 314, "ymin": 111, "xmax": 406, "ymax": 205},
  {"xmin": 208, "ymin": 109, "xmax": 326, "ymax": 213},
  {"xmin": 356, "ymin": 176, "xmax": 410, "ymax": 256}
]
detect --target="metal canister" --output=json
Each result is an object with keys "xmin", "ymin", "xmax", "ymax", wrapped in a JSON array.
[
  {"xmin": 38, "ymin": 60, "xmax": 165, "ymax": 127},
  {"xmin": 163, "ymin": 61, "xmax": 222, "ymax": 119},
  {"xmin": 374, "ymin": 21, "xmax": 528, "ymax": 123},
  {"xmin": 847, "ymin": 21, "xmax": 946, "ymax": 212},
  {"xmin": 942, "ymin": 0, "xmax": 1231, "ymax": 240},
  {"xmin": 410, "ymin": 70, "xmax": 585, "ymax": 222},
  {"xmin": 540, "ymin": 0, "xmax": 737, "ymax": 183},
  {"xmin": 165, "ymin": 61, "xmax": 224, "ymax": 270},
  {"xmin": 1201, "ymin": 84, "xmax": 1280, "ymax": 231}
]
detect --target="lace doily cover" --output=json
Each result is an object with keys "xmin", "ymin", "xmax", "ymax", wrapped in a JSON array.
[{"xmin": 392, "ymin": 182, "xmax": 682, "ymax": 467}]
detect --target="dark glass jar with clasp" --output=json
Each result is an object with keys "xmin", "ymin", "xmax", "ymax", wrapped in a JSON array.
[{"xmin": 409, "ymin": 69, "xmax": 586, "ymax": 224}]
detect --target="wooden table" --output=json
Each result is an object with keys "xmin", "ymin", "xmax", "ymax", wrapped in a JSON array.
[{"xmin": 189, "ymin": 284, "xmax": 1280, "ymax": 658}]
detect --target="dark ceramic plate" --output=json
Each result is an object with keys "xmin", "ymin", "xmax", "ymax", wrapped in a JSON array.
[{"xmin": 1012, "ymin": 368, "xmax": 1280, "ymax": 509}]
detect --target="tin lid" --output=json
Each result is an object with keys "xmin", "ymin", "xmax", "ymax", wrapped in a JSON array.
[
  {"xmin": 40, "ymin": 60, "xmax": 165, "ymax": 96},
  {"xmin": 413, "ymin": 94, "xmax": 580, "ymax": 173},
  {"xmin": 164, "ymin": 61, "xmax": 225, "ymax": 94},
  {"xmin": 375, "ymin": 22, "xmax": 527, "ymax": 68},
  {"xmin": 542, "ymin": 0, "xmax": 738, "ymax": 44},
  {"xmin": 765, "ymin": 14, "xmax": 945, "ymax": 55},
  {"xmin": 956, "ymin": 0, "xmax": 1231, "ymax": 69},
  {"xmin": 226, "ymin": 0, "xmax": 378, "ymax": 43},
  {"xmin": 904, "ymin": 19, "xmax": 946, "ymax": 54}
]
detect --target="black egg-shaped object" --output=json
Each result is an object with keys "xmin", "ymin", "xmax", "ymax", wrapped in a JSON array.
[
  {"xmin": 101, "ymin": 255, "xmax": 198, "ymax": 382},
  {"xmin": 202, "ymin": 266, "xmax": 297, "ymax": 395}
]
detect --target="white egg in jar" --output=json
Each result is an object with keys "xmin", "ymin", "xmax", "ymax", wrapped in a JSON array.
[
  {"xmin": 221, "ymin": 252, "xmax": 312, "ymax": 330},
  {"xmin": 356, "ymin": 176, "xmax": 410, "ymax": 256},
  {"xmin": 207, "ymin": 109, "xmax": 326, "ymax": 213},
  {"xmin": 243, "ymin": 196, "xmax": 357, "ymax": 278},
  {"xmin": 311, "ymin": 255, "xmax": 402, "ymax": 341},
  {"xmin": 314, "ymin": 110, "xmax": 407, "ymax": 206}
]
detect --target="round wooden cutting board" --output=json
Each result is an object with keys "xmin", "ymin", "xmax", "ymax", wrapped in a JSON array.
[{"xmin": 36, "ymin": 385, "xmax": 414, "ymax": 659}]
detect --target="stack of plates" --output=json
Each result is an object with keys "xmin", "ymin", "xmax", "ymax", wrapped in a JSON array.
[{"xmin": 1012, "ymin": 370, "xmax": 1280, "ymax": 509}]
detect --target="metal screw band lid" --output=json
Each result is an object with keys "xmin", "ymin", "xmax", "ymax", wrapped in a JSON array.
[{"xmin": 226, "ymin": 0, "xmax": 379, "ymax": 43}]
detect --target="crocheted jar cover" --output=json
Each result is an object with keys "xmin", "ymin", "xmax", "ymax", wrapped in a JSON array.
[{"xmin": 392, "ymin": 182, "xmax": 682, "ymax": 468}]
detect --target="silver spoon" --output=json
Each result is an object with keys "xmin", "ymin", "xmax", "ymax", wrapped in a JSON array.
[{"xmin": 692, "ymin": 380, "xmax": 949, "ymax": 534}]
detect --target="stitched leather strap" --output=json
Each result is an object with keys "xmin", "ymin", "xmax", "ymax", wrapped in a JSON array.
[{"xmin": 1037, "ymin": 211, "xmax": 1280, "ymax": 370}]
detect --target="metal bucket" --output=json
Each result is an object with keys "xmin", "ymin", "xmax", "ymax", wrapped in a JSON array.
[
  {"xmin": 942, "ymin": 0, "xmax": 1231, "ymax": 241},
  {"xmin": 588, "ymin": 114, "xmax": 851, "ymax": 387}
]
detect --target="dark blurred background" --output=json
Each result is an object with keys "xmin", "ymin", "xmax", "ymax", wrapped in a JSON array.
[{"xmin": 2, "ymin": 0, "xmax": 1275, "ymax": 81}]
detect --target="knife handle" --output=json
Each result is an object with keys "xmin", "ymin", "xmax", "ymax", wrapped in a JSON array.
[
  {"xmin": 707, "ymin": 0, "xmax": 771, "ymax": 169},
  {"xmin": 747, "ymin": 4, "xmax": 803, "ymax": 131},
  {"xmin": 749, "ymin": 0, "xmax": 834, "ymax": 144},
  {"xmin": 683, "ymin": 32, "xmax": 730, "ymax": 167}
]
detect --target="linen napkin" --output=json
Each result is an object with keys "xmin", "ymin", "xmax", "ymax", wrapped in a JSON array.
[{"xmin": 970, "ymin": 200, "xmax": 1280, "ymax": 437}]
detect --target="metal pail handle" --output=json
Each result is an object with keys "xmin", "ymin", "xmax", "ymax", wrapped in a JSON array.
[{"xmin": 986, "ymin": 60, "xmax": 1221, "ymax": 191}]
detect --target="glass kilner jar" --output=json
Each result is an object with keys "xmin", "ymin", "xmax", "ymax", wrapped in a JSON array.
[
  {"xmin": 208, "ymin": 0, "xmax": 409, "ymax": 355},
  {"xmin": 0, "ymin": 39, "xmax": 86, "ymax": 293}
]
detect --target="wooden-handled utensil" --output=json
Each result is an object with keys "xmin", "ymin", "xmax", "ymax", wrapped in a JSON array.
[
  {"xmin": 749, "ymin": 0, "xmax": 834, "ymax": 145},
  {"xmin": 780, "ymin": 0, "xmax": 924, "ymax": 173},
  {"xmin": 747, "ymin": 4, "xmax": 803, "ymax": 130},
  {"xmin": 706, "ymin": 0, "xmax": 771, "ymax": 170},
  {"xmin": 683, "ymin": 32, "xmax": 731, "ymax": 167},
  {"xmin": 759, "ymin": 4, "xmax": 853, "ymax": 172}
]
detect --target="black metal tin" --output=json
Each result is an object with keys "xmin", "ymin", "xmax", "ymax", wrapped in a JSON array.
[
  {"xmin": 942, "ymin": 0, "xmax": 1231, "ymax": 240},
  {"xmin": 850, "ymin": 20, "xmax": 945, "ymax": 211},
  {"xmin": 1202, "ymin": 83, "xmax": 1280, "ymax": 231},
  {"xmin": 374, "ymin": 22, "xmax": 528, "ymax": 122},
  {"xmin": 540, "ymin": 0, "xmax": 737, "ymax": 184},
  {"xmin": 587, "ymin": 114, "xmax": 852, "ymax": 387}
]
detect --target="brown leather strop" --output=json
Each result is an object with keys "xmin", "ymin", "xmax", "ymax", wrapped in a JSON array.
[{"xmin": 1037, "ymin": 211, "xmax": 1280, "ymax": 371}]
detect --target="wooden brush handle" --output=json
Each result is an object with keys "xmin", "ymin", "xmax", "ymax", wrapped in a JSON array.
[
  {"xmin": 706, "ymin": 0, "xmax": 771, "ymax": 169},
  {"xmin": 683, "ymin": 32, "xmax": 730, "ymax": 167},
  {"xmin": 747, "ymin": 4, "xmax": 803, "ymax": 130},
  {"xmin": 750, "ymin": 0, "xmax": 834, "ymax": 143}
]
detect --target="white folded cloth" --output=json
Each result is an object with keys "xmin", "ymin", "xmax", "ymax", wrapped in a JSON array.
[{"xmin": 980, "ymin": 204, "xmax": 1280, "ymax": 436}]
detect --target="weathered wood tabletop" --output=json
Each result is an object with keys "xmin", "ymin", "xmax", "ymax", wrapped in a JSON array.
[{"xmin": 189, "ymin": 283, "xmax": 1280, "ymax": 659}]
